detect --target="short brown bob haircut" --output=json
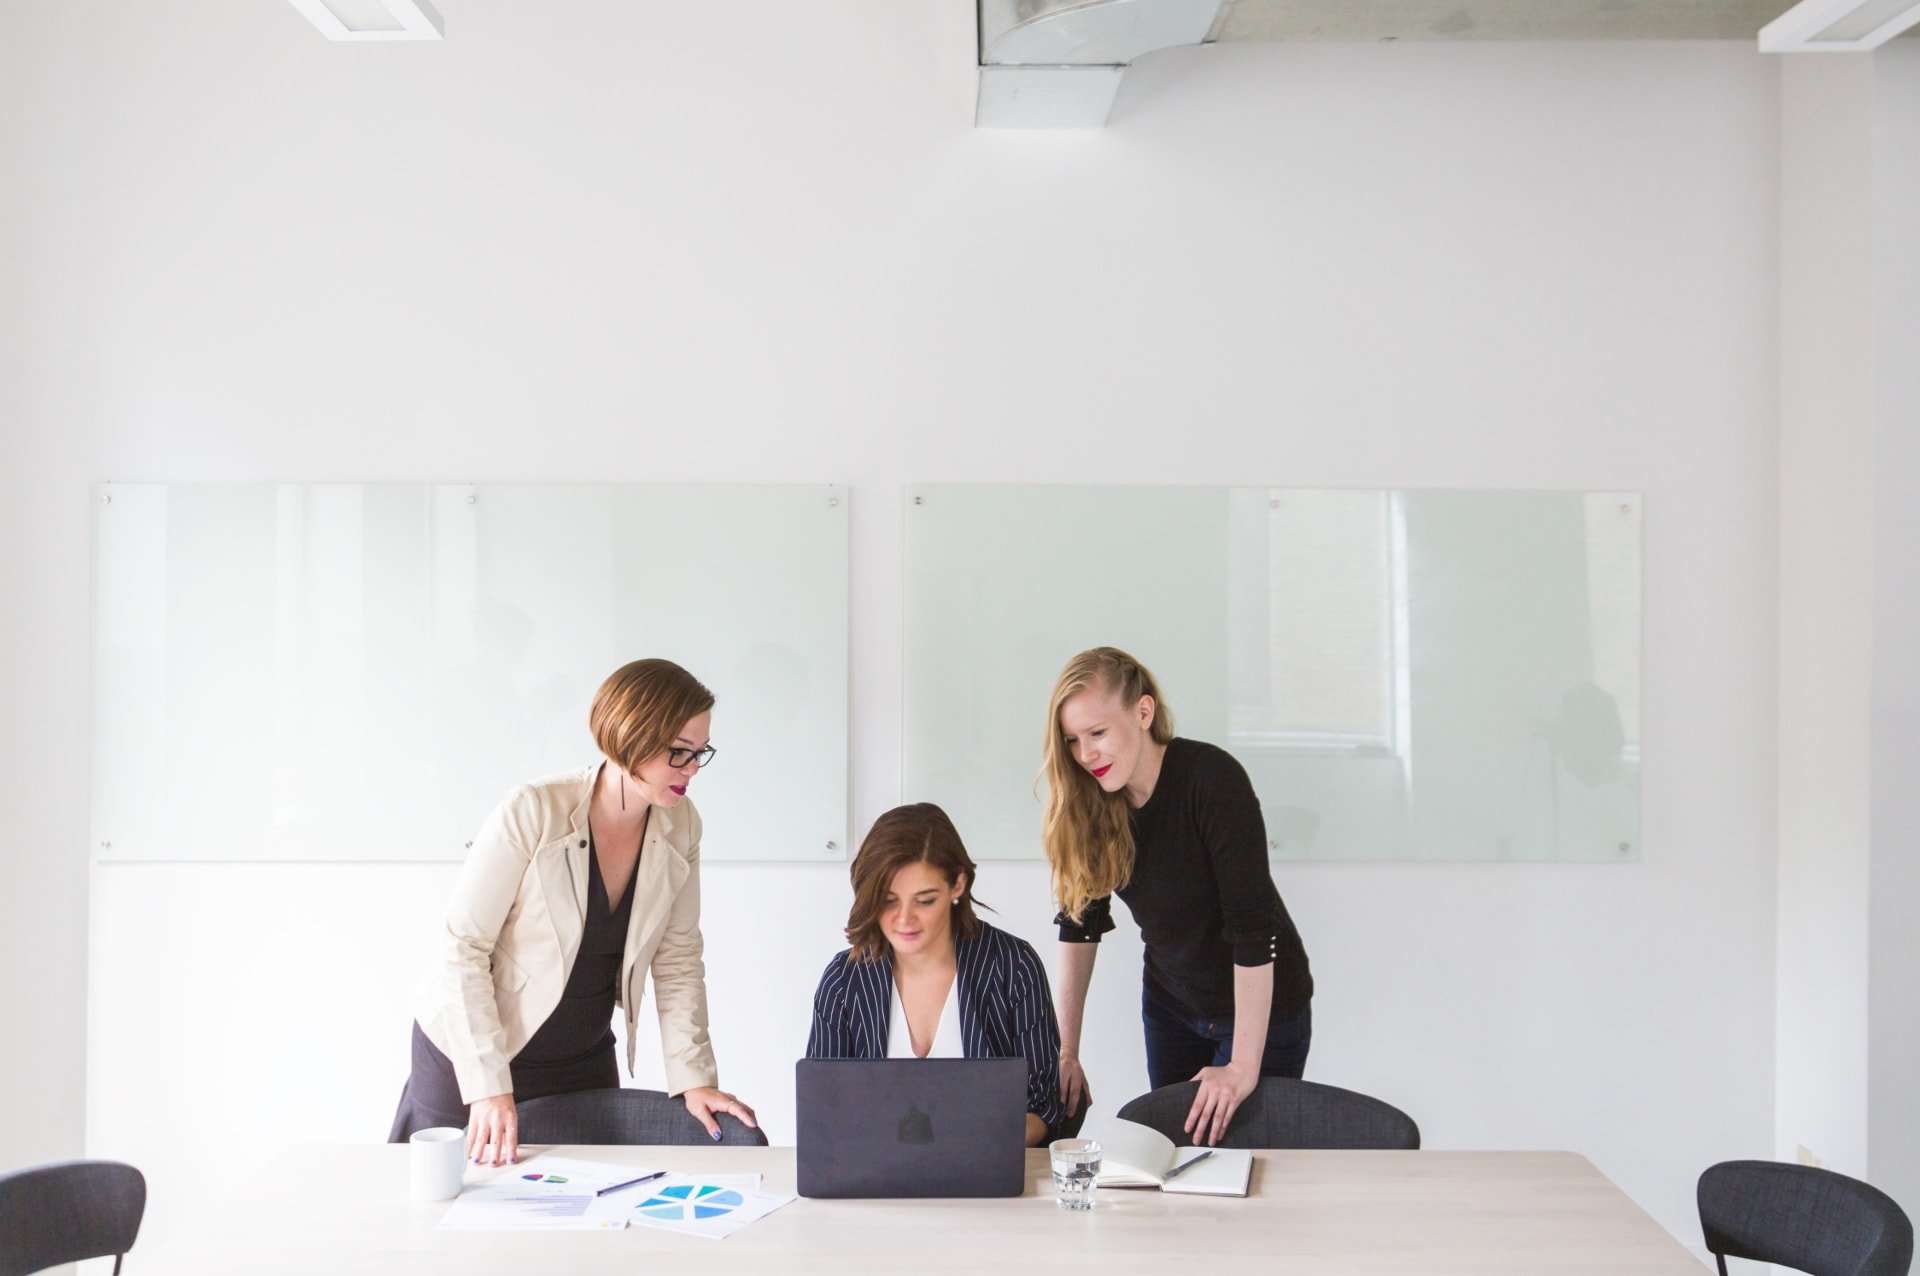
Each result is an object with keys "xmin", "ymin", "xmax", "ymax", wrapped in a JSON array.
[
  {"xmin": 844, "ymin": 803, "xmax": 984, "ymax": 964},
  {"xmin": 589, "ymin": 659, "xmax": 715, "ymax": 777}
]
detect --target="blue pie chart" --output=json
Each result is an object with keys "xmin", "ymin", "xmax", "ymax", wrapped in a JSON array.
[{"xmin": 636, "ymin": 1183, "xmax": 746, "ymax": 1222}]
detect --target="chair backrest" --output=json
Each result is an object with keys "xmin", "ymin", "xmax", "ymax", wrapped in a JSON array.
[
  {"xmin": 1115, "ymin": 1077, "xmax": 1420, "ymax": 1150},
  {"xmin": 0, "ymin": 1159, "xmax": 146, "ymax": 1276},
  {"xmin": 515, "ymin": 1087, "xmax": 768, "ymax": 1147},
  {"xmin": 1698, "ymin": 1160, "xmax": 1914, "ymax": 1276}
]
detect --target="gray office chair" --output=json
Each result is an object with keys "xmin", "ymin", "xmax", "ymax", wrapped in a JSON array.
[
  {"xmin": 1698, "ymin": 1160, "xmax": 1913, "ymax": 1276},
  {"xmin": 0, "ymin": 1159, "xmax": 146, "ymax": 1276},
  {"xmin": 1116, "ymin": 1077, "xmax": 1420, "ymax": 1150},
  {"xmin": 515, "ymin": 1087, "xmax": 768, "ymax": 1146}
]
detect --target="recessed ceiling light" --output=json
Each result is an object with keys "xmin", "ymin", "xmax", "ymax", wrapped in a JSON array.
[
  {"xmin": 286, "ymin": 0, "xmax": 443, "ymax": 42},
  {"xmin": 1759, "ymin": 0, "xmax": 1920, "ymax": 51}
]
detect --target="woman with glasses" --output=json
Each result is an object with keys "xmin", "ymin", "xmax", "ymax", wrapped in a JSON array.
[
  {"xmin": 1044, "ymin": 647, "xmax": 1312, "ymax": 1148},
  {"xmin": 389, "ymin": 659, "xmax": 756, "ymax": 1164}
]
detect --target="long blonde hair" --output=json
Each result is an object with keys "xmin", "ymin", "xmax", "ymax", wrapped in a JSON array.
[{"xmin": 1041, "ymin": 647, "xmax": 1175, "ymax": 923}]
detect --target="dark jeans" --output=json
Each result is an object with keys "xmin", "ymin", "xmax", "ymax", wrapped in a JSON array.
[{"xmin": 1141, "ymin": 977, "xmax": 1312, "ymax": 1092}]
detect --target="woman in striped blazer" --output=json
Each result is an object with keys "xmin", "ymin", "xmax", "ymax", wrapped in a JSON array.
[{"xmin": 806, "ymin": 803, "xmax": 1067, "ymax": 1145}]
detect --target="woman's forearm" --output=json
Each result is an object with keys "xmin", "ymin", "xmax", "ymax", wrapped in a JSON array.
[
  {"xmin": 1228, "ymin": 962, "xmax": 1275, "ymax": 1073},
  {"xmin": 1055, "ymin": 941, "xmax": 1099, "ymax": 1055}
]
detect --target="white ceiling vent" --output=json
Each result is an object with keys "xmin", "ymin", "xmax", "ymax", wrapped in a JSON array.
[
  {"xmin": 1759, "ymin": 0, "xmax": 1920, "ymax": 50},
  {"xmin": 287, "ymin": 0, "xmax": 444, "ymax": 42},
  {"xmin": 977, "ymin": 0, "xmax": 1229, "ymax": 128}
]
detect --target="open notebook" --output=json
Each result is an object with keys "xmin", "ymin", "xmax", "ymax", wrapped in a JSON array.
[{"xmin": 1082, "ymin": 1118, "xmax": 1253, "ymax": 1197}]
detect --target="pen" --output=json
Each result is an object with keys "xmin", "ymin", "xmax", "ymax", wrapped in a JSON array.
[
  {"xmin": 1162, "ymin": 1150, "xmax": 1214, "ymax": 1182},
  {"xmin": 596, "ymin": 1170, "xmax": 668, "ymax": 1197}
]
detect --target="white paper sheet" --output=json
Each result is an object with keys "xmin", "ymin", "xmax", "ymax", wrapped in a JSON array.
[
  {"xmin": 436, "ymin": 1156, "xmax": 661, "ymax": 1231},
  {"xmin": 622, "ymin": 1174, "xmax": 794, "ymax": 1241}
]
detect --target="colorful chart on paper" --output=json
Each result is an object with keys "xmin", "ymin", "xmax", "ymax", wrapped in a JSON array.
[{"xmin": 635, "ymin": 1183, "xmax": 746, "ymax": 1222}]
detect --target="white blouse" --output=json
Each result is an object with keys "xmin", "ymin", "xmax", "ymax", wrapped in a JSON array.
[{"xmin": 887, "ymin": 973, "xmax": 964, "ymax": 1059}]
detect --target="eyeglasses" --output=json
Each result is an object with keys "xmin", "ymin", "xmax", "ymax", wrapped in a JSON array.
[{"xmin": 666, "ymin": 745, "xmax": 718, "ymax": 770}]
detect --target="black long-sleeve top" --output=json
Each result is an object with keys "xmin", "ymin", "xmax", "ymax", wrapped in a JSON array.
[{"xmin": 1056, "ymin": 738, "xmax": 1312, "ymax": 1022}]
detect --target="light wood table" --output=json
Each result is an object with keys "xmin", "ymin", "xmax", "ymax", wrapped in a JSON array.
[{"xmin": 134, "ymin": 1144, "xmax": 1706, "ymax": 1274}]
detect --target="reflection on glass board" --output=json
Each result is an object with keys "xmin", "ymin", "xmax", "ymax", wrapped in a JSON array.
[
  {"xmin": 903, "ymin": 486, "xmax": 1640, "ymax": 862},
  {"xmin": 92, "ymin": 484, "xmax": 848, "ymax": 862}
]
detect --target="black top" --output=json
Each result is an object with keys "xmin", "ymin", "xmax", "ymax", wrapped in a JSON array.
[
  {"xmin": 1056, "ymin": 738, "xmax": 1312, "ymax": 1022},
  {"xmin": 515, "ymin": 835, "xmax": 635, "ymax": 1069}
]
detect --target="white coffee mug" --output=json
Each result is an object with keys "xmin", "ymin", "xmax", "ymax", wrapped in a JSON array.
[{"xmin": 409, "ymin": 1126, "xmax": 467, "ymax": 1201}]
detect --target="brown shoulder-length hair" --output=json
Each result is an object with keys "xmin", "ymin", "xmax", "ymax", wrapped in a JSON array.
[
  {"xmin": 589, "ymin": 659, "xmax": 715, "ymax": 776},
  {"xmin": 844, "ymin": 803, "xmax": 984, "ymax": 964},
  {"xmin": 1040, "ymin": 646, "xmax": 1174, "ymax": 924}
]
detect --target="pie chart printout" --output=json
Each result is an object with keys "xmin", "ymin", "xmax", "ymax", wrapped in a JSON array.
[{"xmin": 636, "ymin": 1183, "xmax": 746, "ymax": 1222}]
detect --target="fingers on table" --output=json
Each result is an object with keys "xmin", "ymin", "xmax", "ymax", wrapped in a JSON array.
[{"xmin": 470, "ymin": 1114, "xmax": 516, "ymax": 1165}]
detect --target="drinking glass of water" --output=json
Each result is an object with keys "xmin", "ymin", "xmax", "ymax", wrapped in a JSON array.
[{"xmin": 1049, "ymin": 1138, "xmax": 1102, "ymax": 1210}]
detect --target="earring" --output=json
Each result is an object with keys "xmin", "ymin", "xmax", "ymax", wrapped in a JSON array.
[
  {"xmin": 620, "ymin": 774, "xmax": 627, "ymax": 812},
  {"xmin": 952, "ymin": 898, "xmax": 959, "ymax": 907}
]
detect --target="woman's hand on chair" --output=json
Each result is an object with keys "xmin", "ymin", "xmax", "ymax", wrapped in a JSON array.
[
  {"xmin": 1058, "ymin": 1052, "xmax": 1089, "ymax": 1116},
  {"xmin": 683, "ymin": 1086, "xmax": 758, "ymax": 1141},
  {"xmin": 468, "ymin": 1093, "xmax": 518, "ymax": 1166},
  {"xmin": 1184, "ymin": 1060, "xmax": 1258, "ymax": 1147}
]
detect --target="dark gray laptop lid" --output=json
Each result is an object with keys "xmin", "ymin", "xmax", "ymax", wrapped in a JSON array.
[{"xmin": 795, "ymin": 1058, "xmax": 1028, "ymax": 1199}]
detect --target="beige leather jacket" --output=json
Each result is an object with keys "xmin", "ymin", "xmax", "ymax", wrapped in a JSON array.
[{"xmin": 414, "ymin": 763, "xmax": 719, "ymax": 1103}]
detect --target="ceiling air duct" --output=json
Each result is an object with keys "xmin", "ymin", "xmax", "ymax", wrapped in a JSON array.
[{"xmin": 977, "ymin": 0, "xmax": 1230, "ymax": 128}]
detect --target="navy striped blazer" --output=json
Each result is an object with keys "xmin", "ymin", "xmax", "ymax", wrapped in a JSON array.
[{"xmin": 806, "ymin": 921, "xmax": 1067, "ymax": 1138}]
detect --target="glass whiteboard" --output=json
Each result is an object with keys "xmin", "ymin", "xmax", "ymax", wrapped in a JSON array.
[
  {"xmin": 92, "ymin": 484, "xmax": 848, "ymax": 862},
  {"xmin": 902, "ymin": 486, "xmax": 1640, "ymax": 862}
]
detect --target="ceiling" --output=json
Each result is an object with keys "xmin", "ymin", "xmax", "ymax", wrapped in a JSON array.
[{"xmin": 1212, "ymin": 0, "xmax": 1804, "ymax": 41}]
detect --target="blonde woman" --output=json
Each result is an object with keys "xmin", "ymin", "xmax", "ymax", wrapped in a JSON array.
[
  {"xmin": 1044, "ymin": 647, "xmax": 1312, "ymax": 1147},
  {"xmin": 389, "ymin": 659, "xmax": 757, "ymax": 1164}
]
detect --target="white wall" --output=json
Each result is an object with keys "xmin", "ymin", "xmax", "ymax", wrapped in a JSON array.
[
  {"xmin": 1867, "ymin": 41, "xmax": 1920, "ymax": 1222},
  {"xmin": 4, "ymin": 1, "xmax": 1790, "ymax": 1256},
  {"xmin": 0, "ymin": 0, "xmax": 93, "ymax": 1175},
  {"xmin": 1774, "ymin": 53, "xmax": 1875, "ymax": 1180},
  {"xmin": 1774, "ymin": 46, "xmax": 1920, "ymax": 1231}
]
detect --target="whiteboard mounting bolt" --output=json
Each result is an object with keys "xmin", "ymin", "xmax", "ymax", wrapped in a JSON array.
[
  {"xmin": 827, "ymin": 497, "xmax": 839, "ymax": 508},
  {"xmin": 101, "ymin": 493, "xmax": 112, "ymax": 504},
  {"xmin": 100, "ymin": 841, "xmax": 111, "ymax": 849},
  {"xmin": 913, "ymin": 496, "xmax": 923, "ymax": 506},
  {"xmin": 826, "ymin": 841, "xmax": 838, "ymax": 851},
  {"xmin": 1618, "ymin": 842, "xmax": 1631, "ymax": 853}
]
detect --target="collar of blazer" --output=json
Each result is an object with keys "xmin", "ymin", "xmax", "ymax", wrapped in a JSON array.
[{"xmin": 532, "ymin": 762, "xmax": 693, "ymax": 961}]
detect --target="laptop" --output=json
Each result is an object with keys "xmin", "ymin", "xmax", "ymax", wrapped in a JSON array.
[{"xmin": 795, "ymin": 1057, "xmax": 1029, "ymax": 1198}]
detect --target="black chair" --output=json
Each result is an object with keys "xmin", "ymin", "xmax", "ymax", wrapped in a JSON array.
[
  {"xmin": 0, "ymin": 1159, "xmax": 146, "ymax": 1276},
  {"xmin": 1698, "ymin": 1160, "xmax": 1913, "ymax": 1276},
  {"xmin": 515, "ymin": 1087, "xmax": 768, "ymax": 1146},
  {"xmin": 1116, "ymin": 1077, "xmax": 1420, "ymax": 1150}
]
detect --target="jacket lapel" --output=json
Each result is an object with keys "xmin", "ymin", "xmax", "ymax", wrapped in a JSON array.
[
  {"xmin": 953, "ymin": 930, "xmax": 983, "ymax": 1050},
  {"xmin": 534, "ymin": 765, "xmax": 595, "ymax": 962},
  {"xmin": 621, "ymin": 803, "xmax": 688, "ymax": 985},
  {"xmin": 862, "ymin": 955, "xmax": 894, "ymax": 1058}
]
